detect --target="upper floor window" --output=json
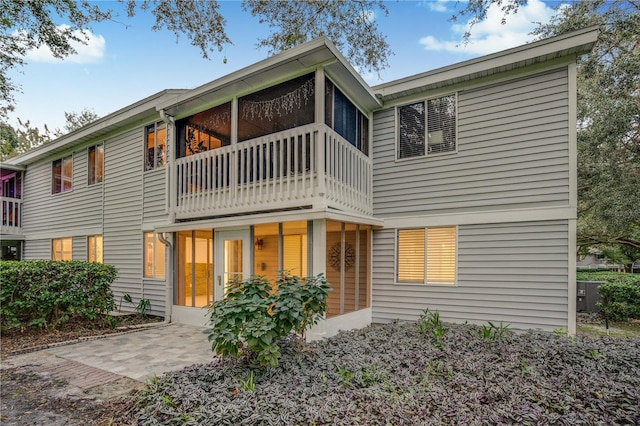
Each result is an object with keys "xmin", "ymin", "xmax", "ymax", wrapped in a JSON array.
[
  {"xmin": 88, "ymin": 143, "xmax": 104, "ymax": 185},
  {"xmin": 145, "ymin": 123, "xmax": 166, "ymax": 171},
  {"xmin": 176, "ymin": 102, "xmax": 231, "ymax": 158},
  {"xmin": 238, "ymin": 73, "xmax": 315, "ymax": 142},
  {"xmin": 52, "ymin": 237, "xmax": 72, "ymax": 261},
  {"xmin": 52, "ymin": 155, "xmax": 73, "ymax": 194},
  {"xmin": 326, "ymin": 79, "xmax": 369, "ymax": 155},
  {"xmin": 398, "ymin": 94, "xmax": 457, "ymax": 160},
  {"xmin": 397, "ymin": 227, "xmax": 457, "ymax": 285},
  {"xmin": 88, "ymin": 235, "xmax": 103, "ymax": 263}
]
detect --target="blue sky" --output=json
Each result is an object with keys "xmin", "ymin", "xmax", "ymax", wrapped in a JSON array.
[{"xmin": 8, "ymin": 0, "xmax": 563, "ymax": 133}]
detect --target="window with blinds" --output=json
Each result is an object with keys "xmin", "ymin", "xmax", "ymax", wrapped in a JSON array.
[
  {"xmin": 397, "ymin": 226, "xmax": 456, "ymax": 285},
  {"xmin": 397, "ymin": 94, "xmax": 457, "ymax": 159}
]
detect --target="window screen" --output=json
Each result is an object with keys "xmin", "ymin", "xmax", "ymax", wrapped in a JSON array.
[
  {"xmin": 398, "ymin": 102, "xmax": 425, "ymax": 159},
  {"xmin": 427, "ymin": 95, "xmax": 456, "ymax": 154}
]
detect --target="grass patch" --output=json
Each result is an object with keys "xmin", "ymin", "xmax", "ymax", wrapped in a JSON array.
[{"xmin": 118, "ymin": 321, "xmax": 640, "ymax": 425}]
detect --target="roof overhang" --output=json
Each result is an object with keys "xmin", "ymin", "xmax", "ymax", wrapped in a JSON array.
[
  {"xmin": 0, "ymin": 163, "xmax": 25, "ymax": 172},
  {"xmin": 4, "ymin": 90, "xmax": 187, "ymax": 166},
  {"xmin": 373, "ymin": 26, "xmax": 600, "ymax": 102},
  {"xmin": 156, "ymin": 36, "xmax": 382, "ymax": 118}
]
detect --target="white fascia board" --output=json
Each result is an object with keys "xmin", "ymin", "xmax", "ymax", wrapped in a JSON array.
[
  {"xmin": 6, "ymin": 90, "xmax": 186, "ymax": 166},
  {"xmin": 156, "ymin": 37, "xmax": 381, "ymax": 116},
  {"xmin": 374, "ymin": 26, "xmax": 599, "ymax": 101}
]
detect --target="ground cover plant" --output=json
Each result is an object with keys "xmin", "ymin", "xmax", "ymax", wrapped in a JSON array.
[{"xmin": 119, "ymin": 319, "xmax": 640, "ymax": 425}]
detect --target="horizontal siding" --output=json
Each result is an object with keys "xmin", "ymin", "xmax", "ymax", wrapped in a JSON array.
[
  {"xmin": 143, "ymin": 169, "xmax": 168, "ymax": 223},
  {"xmin": 371, "ymin": 220, "xmax": 570, "ymax": 331},
  {"xmin": 23, "ymin": 239, "xmax": 50, "ymax": 260},
  {"xmin": 103, "ymin": 128, "xmax": 145, "ymax": 303},
  {"xmin": 72, "ymin": 235, "xmax": 87, "ymax": 261},
  {"xmin": 22, "ymin": 148, "xmax": 103, "ymax": 234},
  {"xmin": 372, "ymin": 68, "xmax": 570, "ymax": 217},
  {"xmin": 142, "ymin": 280, "xmax": 167, "ymax": 317}
]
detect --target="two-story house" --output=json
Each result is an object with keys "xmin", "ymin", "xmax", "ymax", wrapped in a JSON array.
[{"xmin": 0, "ymin": 27, "xmax": 598, "ymax": 337}]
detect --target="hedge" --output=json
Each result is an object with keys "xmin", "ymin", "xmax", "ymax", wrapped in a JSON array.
[
  {"xmin": 0, "ymin": 260, "xmax": 117, "ymax": 331},
  {"xmin": 579, "ymin": 271, "xmax": 640, "ymax": 321}
]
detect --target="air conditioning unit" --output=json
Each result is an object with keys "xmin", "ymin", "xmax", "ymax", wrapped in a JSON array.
[{"xmin": 576, "ymin": 281, "xmax": 605, "ymax": 312}]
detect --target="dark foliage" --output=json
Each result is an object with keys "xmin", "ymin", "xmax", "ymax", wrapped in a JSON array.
[
  {"xmin": 120, "ymin": 322, "xmax": 640, "ymax": 425},
  {"xmin": 0, "ymin": 260, "xmax": 117, "ymax": 330}
]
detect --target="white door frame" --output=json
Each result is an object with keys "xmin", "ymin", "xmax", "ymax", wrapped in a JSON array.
[{"xmin": 214, "ymin": 229, "xmax": 251, "ymax": 301}]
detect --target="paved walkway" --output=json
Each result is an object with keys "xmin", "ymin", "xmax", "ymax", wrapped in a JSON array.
[{"xmin": 45, "ymin": 323, "xmax": 216, "ymax": 382}]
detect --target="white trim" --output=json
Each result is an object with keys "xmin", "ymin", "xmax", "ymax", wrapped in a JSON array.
[
  {"xmin": 568, "ymin": 62, "xmax": 578, "ymax": 210},
  {"xmin": 154, "ymin": 208, "xmax": 383, "ymax": 233},
  {"xmin": 568, "ymin": 218, "xmax": 577, "ymax": 335},
  {"xmin": 25, "ymin": 227, "xmax": 103, "ymax": 240},
  {"xmin": 382, "ymin": 206, "xmax": 575, "ymax": 229}
]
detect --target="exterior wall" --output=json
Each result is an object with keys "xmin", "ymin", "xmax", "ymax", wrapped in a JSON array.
[
  {"xmin": 20, "ymin": 124, "xmax": 167, "ymax": 317},
  {"xmin": 372, "ymin": 220, "xmax": 570, "ymax": 331},
  {"xmin": 370, "ymin": 67, "xmax": 574, "ymax": 332},
  {"xmin": 373, "ymin": 68, "xmax": 570, "ymax": 218}
]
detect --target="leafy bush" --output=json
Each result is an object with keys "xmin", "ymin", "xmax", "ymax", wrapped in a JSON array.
[
  {"xmin": 598, "ymin": 282, "xmax": 640, "ymax": 321},
  {"xmin": 207, "ymin": 273, "xmax": 330, "ymax": 367},
  {"xmin": 577, "ymin": 270, "xmax": 640, "ymax": 286},
  {"xmin": 122, "ymin": 322, "xmax": 640, "ymax": 425},
  {"xmin": 0, "ymin": 260, "xmax": 117, "ymax": 331}
]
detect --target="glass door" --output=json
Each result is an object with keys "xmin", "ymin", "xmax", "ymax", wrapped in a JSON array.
[{"xmin": 214, "ymin": 230, "xmax": 251, "ymax": 301}]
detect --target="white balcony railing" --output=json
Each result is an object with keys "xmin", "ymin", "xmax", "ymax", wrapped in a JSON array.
[
  {"xmin": 173, "ymin": 123, "xmax": 372, "ymax": 219},
  {"xmin": 1, "ymin": 196, "xmax": 22, "ymax": 234}
]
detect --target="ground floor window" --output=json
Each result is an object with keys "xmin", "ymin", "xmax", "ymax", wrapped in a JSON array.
[
  {"xmin": 52, "ymin": 237, "xmax": 72, "ymax": 261},
  {"xmin": 397, "ymin": 226, "xmax": 457, "ymax": 285},
  {"xmin": 326, "ymin": 221, "xmax": 370, "ymax": 318},
  {"xmin": 175, "ymin": 230, "xmax": 213, "ymax": 307},
  {"xmin": 144, "ymin": 232, "xmax": 165, "ymax": 278},
  {"xmin": 254, "ymin": 221, "xmax": 309, "ymax": 283},
  {"xmin": 87, "ymin": 235, "xmax": 103, "ymax": 263}
]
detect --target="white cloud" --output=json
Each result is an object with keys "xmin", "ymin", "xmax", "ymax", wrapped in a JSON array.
[
  {"xmin": 419, "ymin": 0, "xmax": 557, "ymax": 55},
  {"xmin": 26, "ymin": 25, "xmax": 105, "ymax": 64},
  {"xmin": 420, "ymin": 0, "xmax": 456, "ymax": 13}
]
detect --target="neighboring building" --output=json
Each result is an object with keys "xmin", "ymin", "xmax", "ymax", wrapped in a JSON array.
[{"xmin": 0, "ymin": 27, "xmax": 598, "ymax": 336}]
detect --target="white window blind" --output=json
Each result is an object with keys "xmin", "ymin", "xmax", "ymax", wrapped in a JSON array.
[
  {"xmin": 397, "ymin": 229, "xmax": 425, "ymax": 282},
  {"xmin": 426, "ymin": 227, "xmax": 456, "ymax": 284},
  {"xmin": 427, "ymin": 94, "xmax": 456, "ymax": 154},
  {"xmin": 398, "ymin": 102, "xmax": 425, "ymax": 159}
]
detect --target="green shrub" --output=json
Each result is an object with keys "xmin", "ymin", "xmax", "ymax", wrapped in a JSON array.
[
  {"xmin": 0, "ymin": 260, "xmax": 117, "ymax": 331},
  {"xmin": 207, "ymin": 273, "xmax": 330, "ymax": 367},
  {"xmin": 577, "ymin": 271, "xmax": 640, "ymax": 286},
  {"xmin": 598, "ymin": 282, "xmax": 640, "ymax": 321}
]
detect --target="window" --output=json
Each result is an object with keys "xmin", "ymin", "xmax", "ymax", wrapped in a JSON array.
[
  {"xmin": 145, "ymin": 123, "xmax": 166, "ymax": 170},
  {"xmin": 398, "ymin": 94, "xmax": 456, "ymax": 159},
  {"xmin": 238, "ymin": 73, "xmax": 315, "ymax": 142},
  {"xmin": 397, "ymin": 227, "xmax": 456, "ymax": 285},
  {"xmin": 325, "ymin": 79, "xmax": 369, "ymax": 155},
  {"xmin": 88, "ymin": 144, "xmax": 104, "ymax": 185},
  {"xmin": 52, "ymin": 238, "xmax": 72, "ymax": 261},
  {"xmin": 52, "ymin": 155, "xmax": 73, "ymax": 193},
  {"xmin": 88, "ymin": 235, "xmax": 103, "ymax": 263},
  {"xmin": 176, "ymin": 103, "xmax": 231, "ymax": 158},
  {"xmin": 144, "ymin": 232, "xmax": 165, "ymax": 278}
]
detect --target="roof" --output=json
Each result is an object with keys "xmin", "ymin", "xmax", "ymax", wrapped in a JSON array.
[
  {"xmin": 3, "ymin": 89, "xmax": 187, "ymax": 166},
  {"xmin": 373, "ymin": 26, "xmax": 599, "ymax": 102},
  {"xmin": 156, "ymin": 36, "xmax": 382, "ymax": 118}
]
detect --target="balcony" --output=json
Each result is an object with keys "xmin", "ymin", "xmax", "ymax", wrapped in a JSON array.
[
  {"xmin": 173, "ymin": 123, "xmax": 372, "ymax": 220},
  {"xmin": 1, "ymin": 197, "xmax": 22, "ymax": 235}
]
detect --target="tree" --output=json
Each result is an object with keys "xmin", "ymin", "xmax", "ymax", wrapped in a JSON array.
[
  {"xmin": 0, "ymin": 122, "xmax": 19, "ymax": 161},
  {"xmin": 0, "ymin": 0, "xmax": 393, "ymax": 119},
  {"xmin": 531, "ymin": 0, "xmax": 640, "ymax": 252},
  {"xmin": 53, "ymin": 109, "xmax": 100, "ymax": 137}
]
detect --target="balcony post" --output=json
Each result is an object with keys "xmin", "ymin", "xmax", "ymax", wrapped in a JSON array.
[{"xmin": 315, "ymin": 68, "xmax": 327, "ymax": 202}]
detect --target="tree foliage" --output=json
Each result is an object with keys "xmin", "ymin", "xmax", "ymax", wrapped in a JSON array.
[{"xmin": 531, "ymin": 0, "xmax": 640, "ymax": 251}]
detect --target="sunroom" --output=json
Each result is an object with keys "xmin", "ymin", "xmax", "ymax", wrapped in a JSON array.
[{"xmin": 155, "ymin": 38, "xmax": 383, "ymax": 337}]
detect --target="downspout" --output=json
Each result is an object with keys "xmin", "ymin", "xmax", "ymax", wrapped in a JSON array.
[
  {"xmin": 157, "ymin": 231, "xmax": 173, "ymax": 324},
  {"xmin": 159, "ymin": 109, "xmax": 176, "ymax": 224}
]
